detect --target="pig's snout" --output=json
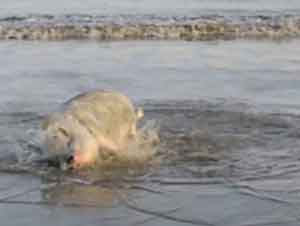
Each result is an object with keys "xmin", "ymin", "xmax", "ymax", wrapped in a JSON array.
[{"xmin": 72, "ymin": 150, "xmax": 95, "ymax": 168}]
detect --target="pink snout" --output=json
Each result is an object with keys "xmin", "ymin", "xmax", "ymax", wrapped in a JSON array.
[{"xmin": 72, "ymin": 150, "xmax": 92, "ymax": 168}]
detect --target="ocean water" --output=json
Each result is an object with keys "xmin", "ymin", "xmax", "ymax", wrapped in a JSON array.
[
  {"xmin": 1, "ymin": 2, "xmax": 300, "ymax": 226},
  {"xmin": 1, "ymin": 0, "xmax": 300, "ymax": 15}
]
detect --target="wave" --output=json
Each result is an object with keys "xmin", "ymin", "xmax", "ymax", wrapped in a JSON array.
[{"xmin": 0, "ymin": 13, "xmax": 300, "ymax": 41}]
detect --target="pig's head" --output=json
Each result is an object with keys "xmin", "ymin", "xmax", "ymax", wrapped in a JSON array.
[
  {"xmin": 70, "ymin": 130, "xmax": 99, "ymax": 169},
  {"xmin": 42, "ymin": 113, "xmax": 99, "ymax": 169},
  {"xmin": 42, "ymin": 113, "xmax": 73, "ymax": 158}
]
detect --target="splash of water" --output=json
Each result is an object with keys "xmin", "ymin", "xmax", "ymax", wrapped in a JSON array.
[{"xmin": 8, "ymin": 119, "xmax": 160, "ymax": 174}]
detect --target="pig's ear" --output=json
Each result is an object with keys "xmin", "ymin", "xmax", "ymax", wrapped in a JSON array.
[
  {"xmin": 41, "ymin": 116, "xmax": 53, "ymax": 130},
  {"xmin": 58, "ymin": 127, "xmax": 69, "ymax": 138}
]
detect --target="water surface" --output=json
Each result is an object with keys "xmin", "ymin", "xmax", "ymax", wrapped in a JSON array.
[{"xmin": 1, "ymin": 40, "xmax": 300, "ymax": 226}]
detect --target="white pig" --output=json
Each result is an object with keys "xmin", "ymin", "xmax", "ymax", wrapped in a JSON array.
[{"xmin": 41, "ymin": 90, "xmax": 143, "ymax": 168}]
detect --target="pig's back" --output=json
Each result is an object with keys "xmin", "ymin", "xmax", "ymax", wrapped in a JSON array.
[{"xmin": 63, "ymin": 90, "xmax": 137, "ymax": 139}]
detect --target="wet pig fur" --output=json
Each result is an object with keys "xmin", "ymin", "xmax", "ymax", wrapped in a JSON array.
[{"xmin": 41, "ymin": 90, "xmax": 143, "ymax": 168}]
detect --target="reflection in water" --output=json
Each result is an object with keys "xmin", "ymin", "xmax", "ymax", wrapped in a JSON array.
[{"xmin": 43, "ymin": 183, "xmax": 123, "ymax": 208}]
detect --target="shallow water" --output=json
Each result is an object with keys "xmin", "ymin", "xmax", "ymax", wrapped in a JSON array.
[
  {"xmin": 1, "ymin": 40, "xmax": 300, "ymax": 225},
  {"xmin": 1, "ymin": 40, "xmax": 300, "ymax": 111},
  {"xmin": 2, "ymin": 0, "xmax": 300, "ymax": 16}
]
